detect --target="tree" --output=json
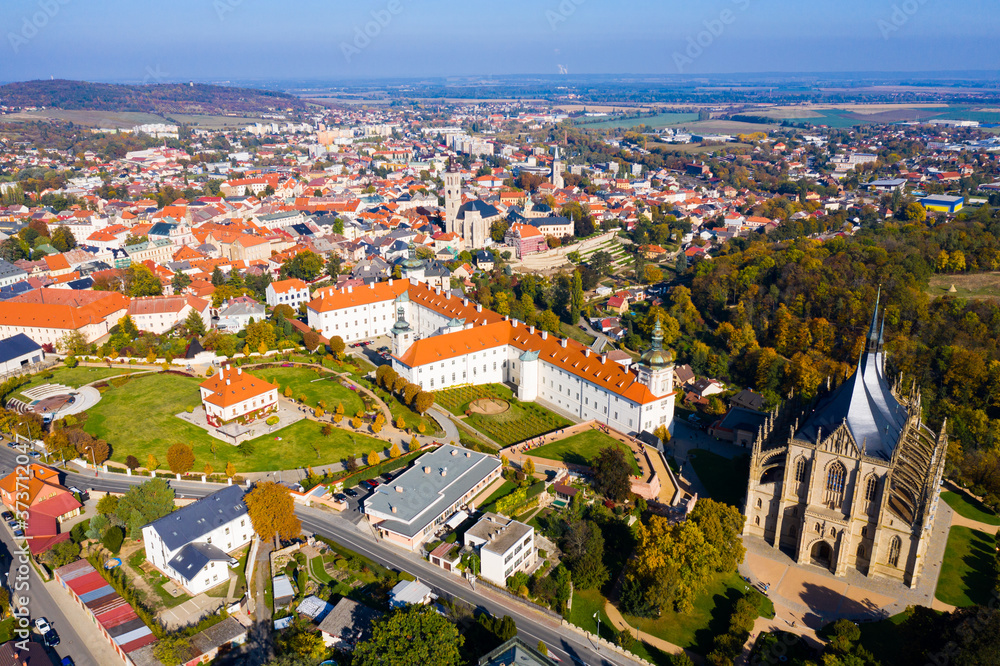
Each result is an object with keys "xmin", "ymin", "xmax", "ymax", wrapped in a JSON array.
[
  {"xmin": 115, "ymin": 478, "xmax": 176, "ymax": 538},
  {"xmin": 353, "ymin": 606, "xmax": 464, "ymax": 666},
  {"xmin": 653, "ymin": 424, "xmax": 671, "ymax": 448},
  {"xmin": 43, "ymin": 540, "xmax": 81, "ymax": 569},
  {"xmin": 522, "ymin": 458, "xmax": 535, "ymax": 477},
  {"xmin": 643, "ymin": 264, "xmax": 663, "ymax": 284},
  {"xmin": 184, "ymin": 309, "xmax": 206, "ymax": 336},
  {"xmin": 146, "ymin": 453, "xmax": 159, "ymax": 471},
  {"xmin": 211, "ymin": 267, "xmax": 226, "ymax": 286},
  {"xmin": 367, "ymin": 450, "xmax": 380, "ymax": 467},
  {"xmin": 171, "ymin": 271, "xmax": 192, "ymax": 292},
  {"xmin": 689, "ymin": 499, "xmax": 746, "ymax": 574},
  {"xmin": 77, "ymin": 438, "xmax": 109, "ymax": 466},
  {"xmin": 329, "ymin": 335, "xmax": 345, "ymax": 358},
  {"xmin": 166, "ymin": 443, "xmax": 195, "ymax": 475},
  {"xmin": 403, "ymin": 383, "xmax": 421, "ymax": 406},
  {"xmin": 125, "ymin": 263, "xmax": 163, "ymax": 297},
  {"xmin": 591, "ymin": 446, "xmax": 632, "ymax": 501},
  {"xmin": 51, "ymin": 225, "xmax": 77, "ymax": 252},
  {"xmin": 413, "ymin": 391, "xmax": 434, "ymax": 415},
  {"xmin": 96, "ymin": 494, "xmax": 119, "ymax": 516},
  {"xmin": 281, "ymin": 250, "xmax": 324, "ymax": 281},
  {"xmin": 225, "ymin": 461, "xmax": 236, "ymax": 478},
  {"xmin": 562, "ymin": 520, "xmax": 608, "ymax": 590},
  {"xmin": 389, "ymin": 442, "xmax": 402, "ymax": 458},
  {"xmin": 118, "ymin": 314, "xmax": 139, "ymax": 340},
  {"xmin": 245, "ymin": 481, "xmax": 302, "ymax": 546},
  {"xmin": 372, "ymin": 413, "xmax": 385, "ymax": 433}
]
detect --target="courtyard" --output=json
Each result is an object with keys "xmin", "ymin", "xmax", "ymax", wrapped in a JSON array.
[{"xmin": 434, "ymin": 383, "xmax": 571, "ymax": 447}]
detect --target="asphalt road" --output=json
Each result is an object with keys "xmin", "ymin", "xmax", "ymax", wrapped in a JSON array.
[{"xmin": 0, "ymin": 447, "xmax": 640, "ymax": 666}]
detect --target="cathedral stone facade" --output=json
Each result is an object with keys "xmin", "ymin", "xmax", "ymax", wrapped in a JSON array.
[{"xmin": 743, "ymin": 299, "xmax": 947, "ymax": 588}]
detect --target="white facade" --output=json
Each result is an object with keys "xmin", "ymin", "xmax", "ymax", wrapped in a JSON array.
[
  {"xmin": 464, "ymin": 514, "xmax": 537, "ymax": 587},
  {"xmin": 265, "ymin": 279, "xmax": 311, "ymax": 309}
]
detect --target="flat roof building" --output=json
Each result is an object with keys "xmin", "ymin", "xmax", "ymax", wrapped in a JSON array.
[{"xmin": 363, "ymin": 445, "xmax": 502, "ymax": 551}]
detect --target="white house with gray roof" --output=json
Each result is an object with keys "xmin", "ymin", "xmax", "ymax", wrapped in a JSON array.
[
  {"xmin": 464, "ymin": 513, "xmax": 536, "ymax": 586},
  {"xmin": 141, "ymin": 485, "xmax": 253, "ymax": 595},
  {"xmin": 363, "ymin": 445, "xmax": 502, "ymax": 551}
]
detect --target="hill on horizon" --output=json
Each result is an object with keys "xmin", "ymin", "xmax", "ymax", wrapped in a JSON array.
[{"xmin": 0, "ymin": 79, "xmax": 307, "ymax": 115}]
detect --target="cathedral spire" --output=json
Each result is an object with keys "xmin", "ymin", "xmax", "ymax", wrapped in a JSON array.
[{"xmin": 867, "ymin": 285, "xmax": 881, "ymax": 347}]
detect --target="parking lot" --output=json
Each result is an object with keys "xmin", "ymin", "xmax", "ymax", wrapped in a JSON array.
[{"xmin": 349, "ymin": 335, "xmax": 393, "ymax": 366}]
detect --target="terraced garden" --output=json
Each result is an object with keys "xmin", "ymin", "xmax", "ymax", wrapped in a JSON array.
[{"xmin": 434, "ymin": 383, "xmax": 572, "ymax": 447}]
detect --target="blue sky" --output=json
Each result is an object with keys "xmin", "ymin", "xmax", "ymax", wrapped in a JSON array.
[{"xmin": 1, "ymin": 0, "xmax": 997, "ymax": 82}]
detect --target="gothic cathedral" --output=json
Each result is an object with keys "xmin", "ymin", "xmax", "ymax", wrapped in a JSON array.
[{"xmin": 743, "ymin": 294, "xmax": 947, "ymax": 588}]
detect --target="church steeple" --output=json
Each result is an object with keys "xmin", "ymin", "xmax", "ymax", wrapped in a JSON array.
[{"xmin": 866, "ymin": 286, "xmax": 883, "ymax": 355}]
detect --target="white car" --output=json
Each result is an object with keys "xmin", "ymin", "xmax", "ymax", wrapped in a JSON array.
[{"xmin": 33, "ymin": 617, "xmax": 50, "ymax": 634}]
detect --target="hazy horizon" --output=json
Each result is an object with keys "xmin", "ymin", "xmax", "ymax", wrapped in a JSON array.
[{"xmin": 1, "ymin": 0, "xmax": 998, "ymax": 84}]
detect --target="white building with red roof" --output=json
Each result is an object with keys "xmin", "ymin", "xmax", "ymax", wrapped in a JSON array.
[
  {"xmin": 199, "ymin": 365, "xmax": 279, "ymax": 426},
  {"xmin": 265, "ymin": 278, "xmax": 311, "ymax": 309}
]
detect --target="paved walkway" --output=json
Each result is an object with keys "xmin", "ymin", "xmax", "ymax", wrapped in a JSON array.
[{"xmin": 602, "ymin": 600, "xmax": 701, "ymax": 662}]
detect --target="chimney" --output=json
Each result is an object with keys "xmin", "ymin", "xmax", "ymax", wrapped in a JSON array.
[
  {"xmin": 347, "ymin": 286, "xmax": 353, "ymax": 293},
  {"xmin": 585, "ymin": 349, "xmax": 591, "ymax": 357},
  {"xmin": 450, "ymin": 449, "xmax": 457, "ymax": 456},
  {"xmin": 463, "ymin": 298, "xmax": 469, "ymax": 306},
  {"xmin": 560, "ymin": 338, "xmax": 567, "ymax": 348},
  {"xmin": 226, "ymin": 379, "xmax": 231, "ymax": 385},
  {"xmin": 395, "ymin": 485, "xmax": 403, "ymax": 493},
  {"xmin": 512, "ymin": 320, "xmax": 518, "ymax": 327},
  {"xmin": 541, "ymin": 331, "xmax": 548, "ymax": 340},
  {"xmin": 465, "ymin": 451, "xmax": 471, "ymax": 457},
  {"xmin": 218, "ymin": 368, "xmax": 223, "ymax": 379},
  {"xmin": 388, "ymin": 278, "xmax": 393, "ymax": 286},
  {"xmin": 528, "ymin": 326, "xmax": 535, "ymax": 334},
  {"xmin": 391, "ymin": 505, "xmax": 397, "ymax": 513},
  {"xmin": 476, "ymin": 304, "xmax": 482, "ymax": 312},
  {"xmin": 601, "ymin": 354, "xmax": 607, "ymax": 364},
  {"xmin": 237, "ymin": 367, "xmax": 242, "ymax": 375}
]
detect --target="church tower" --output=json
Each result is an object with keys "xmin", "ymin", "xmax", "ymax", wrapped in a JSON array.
[
  {"xmin": 444, "ymin": 160, "xmax": 461, "ymax": 235},
  {"xmin": 636, "ymin": 318, "xmax": 673, "ymax": 397},
  {"xmin": 551, "ymin": 146, "xmax": 564, "ymax": 190},
  {"xmin": 390, "ymin": 305, "xmax": 413, "ymax": 357}
]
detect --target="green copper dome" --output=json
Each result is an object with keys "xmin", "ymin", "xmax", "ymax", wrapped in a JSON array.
[
  {"xmin": 639, "ymin": 318, "xmax": 673, "ymax": 368},
  {"xmin": 401, "ymin": 243, "xmax": 425, "ymax": 270}
]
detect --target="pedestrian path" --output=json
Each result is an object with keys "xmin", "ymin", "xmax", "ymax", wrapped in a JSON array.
[{"xmin": 602, "ymin": 600, "xmax": 698, "ymax": 662}]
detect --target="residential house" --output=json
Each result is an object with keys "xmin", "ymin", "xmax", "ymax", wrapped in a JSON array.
[
  {"xmin": 388, "ymin": 579, "xmax": 434, "ymax": 608},
  {"xmin": 316, "ymin": 598, "xmax": 382, "ymax": 649},
  {"xmin": 0, "ymin": 333, "xmax": 45, "ymax": 376},
  {"xmin": 464, "ymin": 513, "xmax": 537, "ymax": 587},
  {"xmin": 0, "ymin": 464, "xmax": 82, "ymax": 556},
  {"xmin": 215, "ymin": 297, "xmax": 265, "ymax": 333},
  {"xmin": 265, "ymin": 278, "xmax": 311, "ymax": 309},
  {"xmin": 141, "ymin": 485, "xmax": 253, "ymax": 595},
  {"xmin": 606, "ymin": 293, "xmax": 630, "ymax": 314},
  {"xmin": 0, "ymin": 260, "xmax": 28, "ymax": 288},
  {"xmin": 127, "ymin": 295, "xmax": 210, "ymax": 335}
]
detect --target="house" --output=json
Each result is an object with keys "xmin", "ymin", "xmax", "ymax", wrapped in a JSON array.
[
  {"xmin": 708, "ymin": 407, "xmax": 767, "ymax": 447},
  {"xmin": 504, "ymin": 223, "xmax": 548, "ymax": 258},
  {"xmin": 215, "ymin": 297, "xmax": 265, "ymax": 333},
  {"xmin": 606, "ymin": 293, "xmax": 629, "ymax": 314},
  {"xmin": 474, "ymin": 249, "xmax": 495, "ymax": 271},
  {"xmin": 674, "ymin": 364, "xmax": 695, "ymax": 388},
  {"xmin": 0, "ymin": 288, "xmax": 129, "ymax": 347},
  {"xmin": 0, "ymin": 333, "xmax": 44, "ymax": 376},
  {"xmin": 316, "ymin": 598, "xmax": 382, "ymax": 648},
  {"xmin": 689, "ymin": 377, "xmax": 725, "ymax": 398},
  {"xmin": 0, "ymin": 639, "xmax": 54, "ymax": 666},
  {"xmin": 479, "ymin": 637, "xmax": 560, "ymax": 666},
  {"xmin": 730, "ymin": 389, "xmax": 764, "ymax": 412},
  {"xmin": 199, "ymin": 365, "xmax": 278, "ymax": 427},
  {"xmin": 0, "ymin": 464, "xmax": 82, "ymax": 556},
  {"xmin": 265, "ymin": 278, "xmax": 310, "ymax": 309},
  {"xmin": 464, "ymin": 513, "xmax": 536, "ymax": 587},
  {"xmin": 186, "ymin": 616, "xmax": 248, "ymax": 664},
  {"xmin": 552, "ymin": 483, "xmax": 579, "ymax": 504},
  {"xmin": 127, "ymin": 294, "xmax": 211, "ymax": 335},
  {"xmin": 0, "ymin": 259, "xmax": 28, "ymax": 288},
  {"xmin": 388, "ymin": 579, "xmax": 434, "ymax": 608},
  {"xmin": 363, "ymin": 445, "xmax": 503, "ymax": 551},
  {"xmin": 141, "ymin": 485, "xmax": 252, "ymax": 595}
]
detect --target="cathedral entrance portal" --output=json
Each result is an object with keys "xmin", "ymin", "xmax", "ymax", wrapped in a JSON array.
[{"xmin": 810, "ymin": 541, "xmax": 833, "ymax": 571}]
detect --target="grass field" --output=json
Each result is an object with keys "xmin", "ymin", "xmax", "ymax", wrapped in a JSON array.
[
  {"xmin": 15, "ymin": 366, "xmax": 146, "ymax": 401},
  {"xmin": 477, "ymin": 480, "xmax": 517, "ymax": 507},
  {"xmin": 257, "ymin": 366, "xmax": 364, "ymax": 414},
  {"xmin": 83, "ymin": 372, "xmax": 387, "ymax": 472},
  {"xmin": 0, "ymin": 109, "xmax": 169, "ymax": 127},
  {"xmin": 688, "ymin": 450, "xmax": 750, "ymax": 507},
  {"xmin": 927, "ymin": 272, "xmax": 1000, "ymax": 300},
  {"xmin": 941, "ymin": 490, "xmax": 1000, "ymax": 526},
  {"xmin": 574, "ymin": 112, "xmax": 699, "ymax": 130},
  {"xmin": 560, "ymin": 322, "xmax": 596, "ymax": 347},
  {"xmin": 530, "ymin": 429, "xmax": 641, "ymax": 475},
  {"xmin": 935, "ymin": 526, "xmax": 996, "ymax": 607}
]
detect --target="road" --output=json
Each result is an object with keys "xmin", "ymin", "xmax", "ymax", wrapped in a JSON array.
[{"xmin": 0, "ymin": 448, "xmax": 642, "ymax": 666}]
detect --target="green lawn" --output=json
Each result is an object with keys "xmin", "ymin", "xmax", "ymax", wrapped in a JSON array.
[
  {"xmin": 435, "ymin": 384, "xmax": 571, "ymax": 447},
  {"xmin": 257, "ymin": 366, "xmax": 364, "ymax": 414},
  {"xmin": 84, "ymin": 372, "xmax": 390, "ymax": 472},
  {"xmin": 560, "ymin": 322, "xmax": 596, "ymax": 347},
  {"xmin": 941, "ymin": 490, "xmax": 1000, "ymax": 526},
  {"xmin": 529, "ymin": 429, "xmax": 641, "ymax": 475},
  {"xmin": 0, "ymin": 617, "xmax": 15, "ymax": 643},
  {"xmin": 688, "ymin": 450, "xmax": 750, "ymax": 507},
  {"xmin": 371, "ymin": 384, "xmax": 443, "ymax": 436},
  {"xmin": 309, "ymin": 556, "xmax": 333, "ymax": 584},
  {"xmin": 476, "ymin": 480, "xmax": 517, "ymax": 507},
  {"xmin": 935, "ymin": 526, "xmax": 996, "ymax": 607},
  {"xmin": 569, "ymin": 589, "xmax": 664, "ymax": 665},
  {"xmin": 16, "ymin": 366, "xmax": 146, "ymax": 400}
]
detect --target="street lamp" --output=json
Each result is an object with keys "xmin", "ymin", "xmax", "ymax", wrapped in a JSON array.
[{"xmin": 593, "ymin": 612, "xmax": 601, "ymax": 648}]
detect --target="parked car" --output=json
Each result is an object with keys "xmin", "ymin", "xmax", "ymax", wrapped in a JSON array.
[
  {"xmin": 344, "ymin": 488, "xmax": 359, "ymax": 498},
  {"xmin": 61, "ymin": 657, "xmax": 76, "ymax": 666},
  {"xmin": 359, "ymin": 479, "xmax": 378, "ymax": 491},
  {"xmin": 333, "ymin": 493, "xmax": 348, "ymax": 503},
  {"xmin": 68, "ymin": 487, "xmax": 89, "ymax": 501},
  {"xmin": 44, "ymin": 628, "xmax": 59, "ymax": 647},
  {"xmin": 7, "ymin": 520, "xmax": 18, "ymax": 528},
  {"xmin": 12, "ymin": 529, "xmax": 23, "ymax": 538},
  {"xmin": 33, "ymin": 618, "xmax": 51, "ymax": 634},
  {"xmin": 1, "ymin": 512, "xmax": 12, "ymax": 522}
]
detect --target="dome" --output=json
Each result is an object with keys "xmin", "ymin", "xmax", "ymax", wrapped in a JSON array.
[
  {"xmin": 401, "ymin": 243, "xmax": 425, "ymax": 270},
  {"xmin": 639, "ymin": 318, "xmax": 673, "ymax": 369}
]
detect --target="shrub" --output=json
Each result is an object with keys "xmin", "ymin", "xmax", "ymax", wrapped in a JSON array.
[
  {"xmin": 266, "ymin": 416, "xmax": 279, "ymax": 426},
  {"xmin": 102, "ymin": 526, "xmax": 124, "ymax": 554}
]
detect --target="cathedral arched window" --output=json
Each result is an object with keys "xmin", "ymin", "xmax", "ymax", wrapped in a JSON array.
[
  {"xmin": 888, "ymin": 536, "xmax": 902, "ymax": 568},
  {"xmin": 825, "ymin": 461, "xmax": 846, "ymax": 508},
  {"xmin": 755, "ymin": 516, "xmax": 760, "ymax": 526},
  {"xmin": 756, "ymin": 498, "xmax": 762, "ymax": 509},
  {"xmin": 815, "ymin": 522, "xmax": 822, "ymax": 534},
  {"xmin": 795, "ymin": 458, "xmax": 808, "ymax": 482},
  {"xmin": 829, "ymin": 528, "xmax": 836, "ymax": 538},
  {"xmin": 865, "ymin": 476, "xmax": 878, "ymax": 504},
  {"xmin": 857, "ymin": 544, "xmax": 866, "ymax": 558}
]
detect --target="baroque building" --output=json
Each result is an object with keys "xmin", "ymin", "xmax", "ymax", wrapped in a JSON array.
[{"xmin": 743, "ymin": 297, "xmax": 947, "ymax": 588}]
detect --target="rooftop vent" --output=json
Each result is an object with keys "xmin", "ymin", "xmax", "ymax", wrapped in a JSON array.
[
  {"xmin": 441, "ymin": 467, "xmax": 447, "ymax": 477},
  {"xmin": 391, "ymin": 505, "xmax": 397, "ymax": 513},
  {"xmin": 450, "ymin": 449, "xmax": 457, "ymax": 456},
  {"xmin": 541, "ymin": 331, "xmax": 548, "ymax": 340},
  {"xmin": 424, "ymin": 466, "xmax": 431, "ymax": 474},
  {"xmin": 395, "ymin": 485, "xmax": 403, "ymax": 493},
  {"xmin": 560, "ymin": 338, "xmax": 567, "ymax": 348},
  {"xmin": 465, "ymin": 451, "xmax": 471, "ymax": 457},
  {"xmin": 585, "ymin": 349, "xmax": 591, "ymax": 357}
]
